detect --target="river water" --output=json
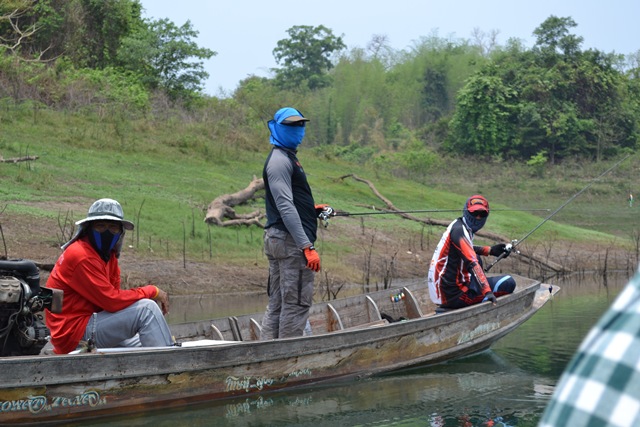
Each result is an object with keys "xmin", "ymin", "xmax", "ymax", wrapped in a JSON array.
[{"xmin": 88, "ymin": 271, "xmax": 631, "ymax": 427}]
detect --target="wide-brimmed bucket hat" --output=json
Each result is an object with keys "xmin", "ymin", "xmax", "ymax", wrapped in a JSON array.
[
  {"xmin": 61, "ymin": 198, "xmax": 133, "ymax": 251},
  {"xmin": 75, "ymin": 198, "xmax": 134, "ymax": 230}
]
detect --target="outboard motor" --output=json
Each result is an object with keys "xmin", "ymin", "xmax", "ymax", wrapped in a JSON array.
[{"xmin": 0, "ymin": 259, "xmax": 63, "ymax": 356}]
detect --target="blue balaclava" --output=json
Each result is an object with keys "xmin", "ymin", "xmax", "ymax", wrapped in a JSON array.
[
  {"xmin": 268, "ymin": 107, "xmax": 308, "ymax": 150},
  {"xmin": 88, "ymin": 225, "xmax": 122, "ymax": 262},
  {"xmin": 462, "ymin": 195, "xmax": 489, "ymax": 233}
]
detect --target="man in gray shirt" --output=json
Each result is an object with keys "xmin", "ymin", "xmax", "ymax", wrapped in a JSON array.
[{"xmin": 261, "ymin": 107, "xmax": 332, "ymax": 339}]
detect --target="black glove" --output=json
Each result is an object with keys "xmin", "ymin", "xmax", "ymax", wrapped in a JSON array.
[
  {"xmin": 489, "ymin": 243, "xmax": 509, "ymax": 257},
  {"xmin": 484, "ymin": 291, "xmax": 497, "ymax": 304}
]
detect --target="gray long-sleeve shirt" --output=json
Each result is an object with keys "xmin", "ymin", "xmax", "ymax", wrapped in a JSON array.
[{"xmin": 263, "ymin": 147, "xmax": 317, "ymax": 249}]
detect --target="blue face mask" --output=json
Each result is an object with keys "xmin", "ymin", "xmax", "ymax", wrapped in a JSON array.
[
  {"xmin": 462, "ymin": 195, "xmax": 489, "ymax": 233},
  {"xmin": 268, "ymin": 120, "xmax": 306, "ymax": 149},
  {"xmin": 463, "ymin": 210, "xmax": 487, "ymax": 233},
  {"xmin": 89, "ymin": 230, "xmax": 121, "ymax": 262}
]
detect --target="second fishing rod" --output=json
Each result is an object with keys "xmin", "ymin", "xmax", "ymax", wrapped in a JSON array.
[{"xmin": 485, "ymin": 154, "xmax": 631, "ymax": 272}]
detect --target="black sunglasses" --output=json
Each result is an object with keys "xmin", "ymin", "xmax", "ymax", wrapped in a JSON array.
[
  {"xmin": 281, "ymin": 121, "xmax": 306, "ymax": 127},
  {"xmin": 472, "ymin": 210, "xmax": 489, "ymax": 218}
]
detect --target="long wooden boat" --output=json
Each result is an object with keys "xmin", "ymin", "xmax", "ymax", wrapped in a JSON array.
[{"xmin": 0, "ymin": 275, "xmax": 558, "ymax": 424}]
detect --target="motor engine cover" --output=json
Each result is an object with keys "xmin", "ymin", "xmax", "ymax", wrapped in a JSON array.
[{"xmin": 0, "ymin": 276, "xmax": 24, "ymax": 304}]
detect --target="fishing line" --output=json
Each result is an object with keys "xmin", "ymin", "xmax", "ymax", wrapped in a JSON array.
[
  {"xmin": 485, "ymin": 154, "xmax": 632, "ymax": 272},
  {"xmin": 334, "ymin": 208, "xmax": 550, "ymax": 217}
]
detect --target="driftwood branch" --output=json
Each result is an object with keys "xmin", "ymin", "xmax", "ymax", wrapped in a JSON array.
[
  {"xmin": 0, "ymin": 155, "xmax": 38, "ymax": 163},
  {"xmin": 205, "ymin": 176, "xmax": 265, "ymax": 227},
  {"xmin": 339, "ymin": 173, "xmax": 455, "ymax": 228},
  {"xmin": 0, "ymin": 5, "xmax": 55, "ymax": 62},
  {"xmin": 0, "ymin": 6, "xmax": 38, "ymax": 52},
  {"xmin": 338, "ymin": 173, "xmax": 568, "ymax": 273}
]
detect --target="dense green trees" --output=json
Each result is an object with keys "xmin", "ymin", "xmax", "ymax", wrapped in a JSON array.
[
  {"xmin": 1, "ymin": 5, "xmax": 638, "ymax": 167},
  {"xmin": 272, "ymin": 25, "xmax": 346, "ymax": 91},
  {"xmin": 1, "ymin": 0, "xmax": 142, "ymax": 67},
  {"xmin": 237, "ymin": 18, "xmax": 639, "ymax": 170},
  {"xmin": 448, "ymin": 16, "xmax": 638, "ymax": 163},
  {"xmin": 0, "ymin": 0, "xmax": 214, "ymax": 101},
  {"xmin": 117, "ymin": 18, "xmax": 215, "ymax": 99},
  {"xmin": 448, "ymin": 69, "xmax": 518, "ymax": 157}
]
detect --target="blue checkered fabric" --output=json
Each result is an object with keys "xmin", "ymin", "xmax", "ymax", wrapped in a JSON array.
[{"xmin": 539, "ymin": 269, "xmax": 640, "ymax": 427}]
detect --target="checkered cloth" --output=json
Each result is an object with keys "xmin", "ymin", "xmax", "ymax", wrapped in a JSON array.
[{"xmin": 539, "ymin": 269, "xmax": 640, "ymax": 427}]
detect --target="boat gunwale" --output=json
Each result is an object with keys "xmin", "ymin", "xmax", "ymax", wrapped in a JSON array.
[{"xmin": 0, "ymin": 279, "xmax": 548, "ymax": 389}]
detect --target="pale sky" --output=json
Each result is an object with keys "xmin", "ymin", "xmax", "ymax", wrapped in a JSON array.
[{"xmin": 139, "ymin": 0, "xmax": 640, "ymax": 96}]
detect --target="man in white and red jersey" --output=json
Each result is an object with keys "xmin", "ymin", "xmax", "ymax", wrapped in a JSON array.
[{"xmin": 427, "ymin": 195, "xmax": 515, "ymax": 309}]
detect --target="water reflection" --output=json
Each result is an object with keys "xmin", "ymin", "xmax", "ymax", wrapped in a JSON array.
[
  {"xmin": 89, "ymin": 272, "xmax": 631, "ymax": 426},
  {"xmin": 166, "ymin": 292, "xmax": 268, "ymax": 324},
  {"xmin": 89, "ymin": 352, "xmax": 552, "ymax": 427},
  {"xmin": 493, "ymin": 271, "xmax": 629, "ymax": 377}
]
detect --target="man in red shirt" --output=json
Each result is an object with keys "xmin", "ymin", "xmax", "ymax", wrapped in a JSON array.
[
  {"xmin": 428, "ymin": 195, "xmax": 516, "ymax": 308},
  {"xmin": 45, "ymin": 198, "xmax": 173, "ymax": 354}
]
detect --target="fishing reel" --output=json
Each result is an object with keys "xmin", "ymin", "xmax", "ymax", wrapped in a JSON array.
[
  {"xmin": 485, "ymin": 239, "xmax": 520, "ymax": 272},
  {"xmin": 506, "ymin": 239, "xmax": 520, "ymax": 256},
  {"xmin": 317, "ymin": 206, "xmax": 335, "ymax": 228}
]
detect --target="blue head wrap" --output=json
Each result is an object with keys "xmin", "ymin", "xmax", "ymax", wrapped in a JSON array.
[{"xmin": 268, "ymin": 107, "xmax": 308, "ymax": 150}]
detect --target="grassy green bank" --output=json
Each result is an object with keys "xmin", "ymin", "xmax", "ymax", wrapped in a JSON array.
[{"xmin": 1, "ymin": 107, "xmax": 637, "ymax": 287}]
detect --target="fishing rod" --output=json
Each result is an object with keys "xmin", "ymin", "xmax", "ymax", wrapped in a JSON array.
[
  {"xmin": 320, "ymin": 208, "xmax": 548, "ymax": 228},
  {"xmin": 334, "ymin": 208, "xmax": 550, "ymax": 217},
  {"xmin": 485, "ymin": 154, "xmax": 631, "ymax": 272}
]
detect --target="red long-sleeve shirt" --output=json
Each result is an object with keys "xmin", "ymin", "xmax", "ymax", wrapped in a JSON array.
[{"xmin": 45, "ymin": 237, "xmax": 157, "ymax": 354}]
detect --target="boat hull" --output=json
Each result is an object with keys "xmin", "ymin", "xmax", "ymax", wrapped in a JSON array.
[{"xmin": 0, "ymin": 277, "xmax": 557, "ymax": 424}]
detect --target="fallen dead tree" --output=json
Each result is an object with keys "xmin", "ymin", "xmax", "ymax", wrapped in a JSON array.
[
  {"xmin": 0, "ymin": 155, "xmax": 38, "ymax": 163},
  {"xmin": 204, "ymin": 176, "xmax": 265, "ymax": 227},
  {"xmin": 338, "ymin": 174, "xmax": 505, "ymax": 240},
  {"xmin": 338, "ymin": 174, "xmax": 568, "ymax": 274},
  {"xmin": 204, "ymin": 173, "xmax": 568, "ymax": 274}
]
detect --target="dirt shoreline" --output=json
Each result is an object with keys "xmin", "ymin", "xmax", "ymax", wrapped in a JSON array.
[{"xmin": 1, "ymin": 211, "xmax": 632, "ymax": 296}]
